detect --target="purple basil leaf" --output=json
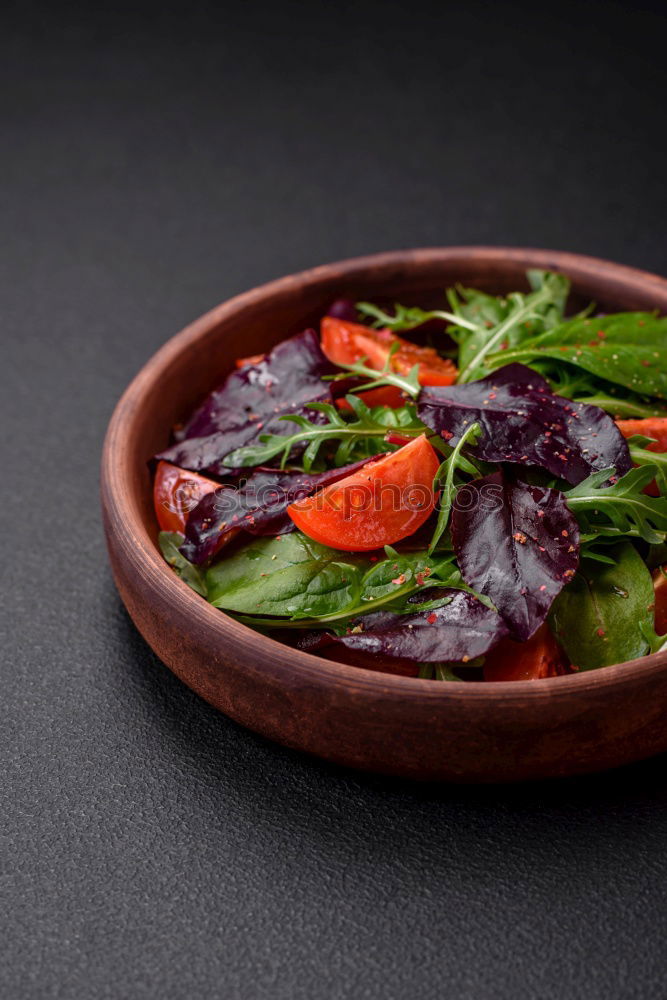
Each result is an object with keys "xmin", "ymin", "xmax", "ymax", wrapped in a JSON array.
[
  {"xmin": 450, "ymin": 469, "xmax": 580, "ymax": 641},
  {"xmin": 181, "ymin": 459, "xmax": 375, "ymax": 564},
  {"xmin": 417, "ymin": 363, "xmax": 631, "ymax": 485},
  {"xmin": 327, "ymin": 298, "xmax": 359, "ymax": 322},
  {"xmin": 299, "ymin": 588, "xmax": 509, "ymax": 663},
  {"xmin": 156, "ymin": 329, "xmax": 336, "ymax": 475}
]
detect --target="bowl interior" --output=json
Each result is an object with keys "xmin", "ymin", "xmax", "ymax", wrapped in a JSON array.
[{"xmin": 110, "ymin": 246, "xmax": 667, "ymax": 687}]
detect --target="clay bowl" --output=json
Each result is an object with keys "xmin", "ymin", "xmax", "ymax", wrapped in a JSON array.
[{"xmin": 101, "ymin": 246, "xmax": 667, "ymax": 782}]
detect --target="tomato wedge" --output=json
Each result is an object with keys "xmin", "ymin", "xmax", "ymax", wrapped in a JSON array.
[
  {"xmin": 235, "ymin": 353, "xmax": 266, "ymax": 369},
  {"xmin": 483, "ymin": 624, "xmax": 569, "ymax": 682},
  {"xmin": 616, "ymin": 417, "xmax": 667, "ymax": 496},
  {"xmin": 335, "ymin": 385, "xmax": 406, "ymax": 411},
  {"xmin": 287, "ymin": 435, "xmax": 440, "ymax": 551},
  {"xmin": 153, "ymin": 461, "xmax": 221, "ymax": 534},
  {"xmin": 321, "ymin": 316, "xmax": 458, "ymax": 389},
  {"xmin": 616, "ymin": 417, "xmax": 667, "ymax": 452}
]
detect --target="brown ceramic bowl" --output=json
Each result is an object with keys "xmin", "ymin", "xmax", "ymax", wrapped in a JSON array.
[{"xmin": 101, "ymin": 247, "xmax": 667, "ymax": 782}]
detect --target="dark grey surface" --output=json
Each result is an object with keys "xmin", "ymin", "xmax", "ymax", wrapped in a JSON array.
[{"xmin": 3, "ymin": 2, "xmax": 667, "ymax": 998}]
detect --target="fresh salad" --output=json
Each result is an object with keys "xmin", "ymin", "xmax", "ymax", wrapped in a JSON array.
[{"xmin": 153, "ymin": 270, "xmax": 667, "ymax": 681}]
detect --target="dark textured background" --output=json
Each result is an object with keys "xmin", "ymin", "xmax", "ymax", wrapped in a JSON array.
[{"xmin": 3, "ymin": 2, "xmax": 667, "ymax": 997}]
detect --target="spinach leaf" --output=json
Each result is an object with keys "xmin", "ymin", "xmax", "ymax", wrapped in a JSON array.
[
  {"xmin": 208, "ymin": 535, "xmax": 469, "ymax": 627},
  {"xmin": 488, "ymin": 313, "xmax": 667, "ymax": 400},
  {"xmin": 565, "ymin": 466, "xmax": 667, "ymax": 545},
  {"xmin": 158, "ymin": 532, "xmax": 208, "ymax": 597},
  {"xmin": 205, "ymin": 533, "xmax": 365, "ymax": 618},
  {"xmin": 450, "ymin": 470, "xmax": 580, "ymax": 640},
  {"xmin": 528, "ymin": 361, "xmax": 667, "ymax": 419},
  {"xmin": 549, "ymin": 542, "xmax": 659, "ymax": 669}
]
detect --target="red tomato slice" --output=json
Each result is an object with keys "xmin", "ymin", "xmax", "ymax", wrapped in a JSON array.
[
  {"xmin": 616, "ymin": 417, "xmax": 667, "ymax": 496},
  {"xmin": 483, "ymin": 623, "xmax": 569, "ymax": 682},
  {"xmin": 235, "ymin": 353, "xmax": 266, "ymax": 369},
  {"xmin": 321, "ymin": 316, "xmax": 458, "ymax": 389},
  {"xmin": 153, "ymin": 461, "xmax": 221, "ymax": 534},
  {"xmin": 616, "ymin": 417, "xmax": 667, "ymax": 451},
  {"xmin": 653, "ymin": 566, "xmax": 667, "ymax": 636},
  {"xmin": 335, "ymin": 385, "xmax": 406, "ymax": 411},
  {"xmin": 287, "ymin": 435, "xmax": 440, "ymax": 551}
]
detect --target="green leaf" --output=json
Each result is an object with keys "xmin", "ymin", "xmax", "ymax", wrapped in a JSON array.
[
  {"xmin": 428, "ymin": 422, "xmax": 482, "ymax": 554},
  {"xmin": 323, "ymin": 342, "xmax": 421, "ymax": 398},
  {"xmin": 213, "ymin": 534, "xmax": 473, "ymax": 628},
  {"xmin": 456, "ymin": 271, "xmax": 571, "ymax": 383},
  {"xmin": 530, "ymin": 360, "xmax": 667, "ymax": 419},
  {"xmin": 487, "ymin": 312, "xmax": 667, "ymax": 400},
  {"xmin": 565, "ymin": 466, "xmax": 667, "ymax": 545},
  {"xmin": 222, "ymin": 399, "xmax": 426, "ymax": 471},
  {"xmin": 627, "ymin": 436, "xmax": 667, "ymax": 495},
  {"xmin": 549, "ymin": 542, "xmax": 658, "ymax": 670},
  {"xmin": 205, "ymin": 533, "xmax": 365, "ymax": 618},
  {"xmin": 355, "ymin": 301, "xmax": 478, "ymax": 333},
  {"xmin": 158, "ymin": 532, "xmax": 208, "ymax": 597}
]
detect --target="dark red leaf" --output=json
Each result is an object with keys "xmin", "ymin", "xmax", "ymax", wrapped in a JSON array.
[
  {"xmin": 156, "ymin": 329, "xmax": 336, "ymax": 475},
  {"xmin": 298, "ymin": 588, "xmax": 509, "ymax": 663},
  {"xmin": 417, "ymin": 363, "xmax": 631, "ymax": 485},
  {"xmin": 181, "ymin": 459, "xmax": 376, "ymax": 564},
  {"xmin": 450, "ymin": 469, "xmax": 580, "ymax": 641}
]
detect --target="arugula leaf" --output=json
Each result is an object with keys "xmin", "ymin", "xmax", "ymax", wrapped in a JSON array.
[
  {"xmin": 222, "ymin": 397, "xmax": 426, "ymax": 471},
  {"xmin": 549, "ymin": 542, "xmax": 662, "ymax": 669},
  {"xmin": 323, "ymin": 342, "xmax": 421, "ymax": 398},
  {"xmin": 565, "ymin": 466, "xmax": 667, "ymax": 544},
  {"xmin": 626, "ymin": 435, "xmax": 667, "ymax": 495},
  {"xmin": 487, "ymin": 312, "xmax": 667, "ymax": 400},
  {"xmin": 355, "ymin": 301, "xmax": 478, "ymax": 333},
  {"xmin": 159, "ymin": 532, "xmax": 208, "ymax": 597},
  {"xmin": 456, "ymin": 271, "xmax": 571, "ymax": 383},
  {"xmin": 428, "ymin": 422, "xmax": 481, "ymax": 554}
]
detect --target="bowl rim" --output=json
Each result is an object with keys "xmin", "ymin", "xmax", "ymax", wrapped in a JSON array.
[{"xmin": 101, "ymin": 245, "xmax": 667, "ymax": 702}]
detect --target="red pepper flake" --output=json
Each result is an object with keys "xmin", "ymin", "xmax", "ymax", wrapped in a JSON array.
[
  {"xmin": 513, "ymin": 531, "xmax": 527, "ymax": 544},
  {"xmin": 596, "ymin": 628, "xmax": 606, "ymax": 637},
  {"xmin": 537, "ymin": 510, "xmax": 545, "ymax": 518},
  {"xmin": 369, "ymin": 555, "xmax": 378, "ymax": 562},
  {"xmin": 488, "ymin": 392, "xmax": 497, "ymax": 399},
  {"xmin": 597, "ymin": 330, "xmax": 606, "ymax": 339},
  {"xmin": 392, "ymin": 574, "xmax": 406, "ymax": 586},
  {"xmin": 561, "ymin": 529, "xmax": 569, "ymax": 537},
  {"xmin": 588, "ymin": 340, "xmax": 600, "ymax": 348},
  {"xmin": 499, "ymin": 341, "xmax": 508, "ymax": 350},
  {"xmin": 539, "ymin": 584, "xmax": 547, "ymax": 591},
  {"xmin": 427, "ymin": 613, "xmax": 438, "ymax": 624},
  {"xmin": 639, "ymin": 320, "xmax": 645, "ymax": 326},
  {"xmin": 440, "ymin": 429, "xmax": 454, "ymax": 441},
  {"xmin": 641, "ymin": 360, "xmax": 651, "ymax": 367},
  {"xmin": 415, "ymin": 572, "xmax": 425, "ymax": 586}
]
